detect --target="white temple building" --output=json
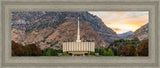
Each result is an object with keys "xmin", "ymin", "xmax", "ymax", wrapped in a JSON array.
[{"xmin": 63, "ymin": 17, "xmax": 95, "ymax": 56}]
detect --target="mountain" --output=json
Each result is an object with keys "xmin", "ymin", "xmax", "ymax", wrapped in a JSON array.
[
  {"xmin": 11, "ymin": 12, "xmax": 119, "ymax": 49},
  {"xmin": 118, "ymin": 31, "xmax": 133, "ymax": 39},
  {"xmin": 128, "ymin": 23, "xmax": 149, "ymax": 40},
  {"xmin": 42, "ymin": 21, "xmax": 108, "ymax": 49}
]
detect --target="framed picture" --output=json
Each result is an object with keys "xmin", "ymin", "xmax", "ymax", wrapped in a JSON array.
[{"xmin": 0, "ymin": 0, "xmax": 160, "ymax": 68}]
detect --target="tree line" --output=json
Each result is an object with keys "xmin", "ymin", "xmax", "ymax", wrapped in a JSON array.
[
  {"xmin": 108, "ymin": 38, "xmax": 148, "ymax": 56},
  {"xmin": 12, "ymin": 40, "xmax": 60, "ymax": 56},
  {"xmin": 12, "ymin": 38, "xmax": 148, "ymax": 56}
]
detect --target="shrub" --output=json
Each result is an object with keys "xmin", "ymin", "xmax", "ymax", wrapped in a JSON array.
[
  {"xmin": 89, "ymin": 52, "xmax": 95, "ymax": 55},
  {"xmin": 69, "ymin": 53, "xmax": 72, "ymax": 55},
  {"xmin": 62, "ymin": 52, "xmax": 70, "ymax": 56},
  {"xmin": 85, "ymin": 53, "xmax": 88, "ymax": 55}
]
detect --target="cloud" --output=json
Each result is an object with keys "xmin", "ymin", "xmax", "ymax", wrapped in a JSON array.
[
  {"xmin": 113, "ymin": 28, "xmax": 121, "ymax": 32},
  {"xmin": 89, "ymin": 11, "xmax": 149, "ymax": 34}
]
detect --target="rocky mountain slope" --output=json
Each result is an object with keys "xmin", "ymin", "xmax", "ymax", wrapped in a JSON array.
[
  {"xmin": 128, "ymin": 23, "xmax": 149, "ymax": 40},
  {"xmin": 42, "ymin": 21, "xmax": 108, "ymax": 49},
  {"xmin": 11, "ymin": 12, "xmax": 119, "ymax": 49},
  {"xmin": 118, "ymin": 31, "xmax": 133, "ymax": 39}
]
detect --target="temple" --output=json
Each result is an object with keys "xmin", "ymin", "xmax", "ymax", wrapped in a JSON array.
[{"xmin": 63, "ymin": 17, "xmax": 95, "ymax": 56}]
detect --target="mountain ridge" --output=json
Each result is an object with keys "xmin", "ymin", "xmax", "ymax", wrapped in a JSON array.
[
  {"xmin": 128, "ymin": 23, "xmax": 149, "ymax": 40},
  {"xmin": 11, "ymin": 12, "xmax": 119, "ymax": 49},
  {"xmin": 118, "ymin": 31, "xmax": 133, "ymax": 39}
]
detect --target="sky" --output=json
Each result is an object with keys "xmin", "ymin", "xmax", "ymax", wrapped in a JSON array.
[{"xmin": 89, "ymin": 11, "xmax": 149, "ymax": 34}]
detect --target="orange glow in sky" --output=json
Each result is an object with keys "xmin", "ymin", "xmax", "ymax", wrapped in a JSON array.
[{"xmin": 89, "ymin": 11, "xmax": 149, "ymax": 34}]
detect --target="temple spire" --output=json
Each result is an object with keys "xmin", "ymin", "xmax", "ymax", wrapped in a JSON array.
[{"xmin": 76, "ymin": 17, "xmax": 81, "ymax": 42}]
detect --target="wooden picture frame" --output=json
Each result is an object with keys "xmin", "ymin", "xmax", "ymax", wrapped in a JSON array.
[{"xmin": 0, "ymin": 0, "xmax": 159, "ymax": 68}]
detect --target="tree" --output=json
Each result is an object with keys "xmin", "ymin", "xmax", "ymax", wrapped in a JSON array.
[
  {"xmin": 95, "ymin": 48, "xmax": 99, "ymax": 53},
  {"xmin": 98, "ymin": 49, "xmax": 105, "ymax": 55},
  {"xmin": 103, "ymin": 50, "xmax": 108, "ymax": 56},
  {"xmin": 26, "ymin": 44, "xmax": 42, "ymax": 56},
  {"xmin": 46, "ymin": 48, "xmax": 58, "ymax": 56},
  {"xmin": 52, "ymin": 49, "xmax": 58, "ymax": 56},
  {"xmin": 57, "ymin": 49, "xmax": 62, "ymax": 53},
  {"xmin": 12, "ymin": 41, "xmax": 28, "ymax": 56},
  {"xmin": 132, "ymin": 37, "xmax": 139, "ymax": 41},
  {"xmin": 46, "ymin": 48, "xmax": 52, "ymax": 56},
  {"xmin": 42, "ymin": 49, "xmax": 47, "ymax": 56},
  {"xmin": 107, "ymin": 49, "xmax": 114, "ymax": 56},
  {"xmin": 111, "ymin": 47, "xmax": 118, "ymax": 56},
  {"xmin": 120, "ymin": 45, "xmax": 137, "ymax": 56},
  {"xmin": 12, "ymin": 41, "xmax": 42, "ymax": 56},
  {"xmin": 137, "ymin": 39, "xmax": 148, "ymax": 56}
]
